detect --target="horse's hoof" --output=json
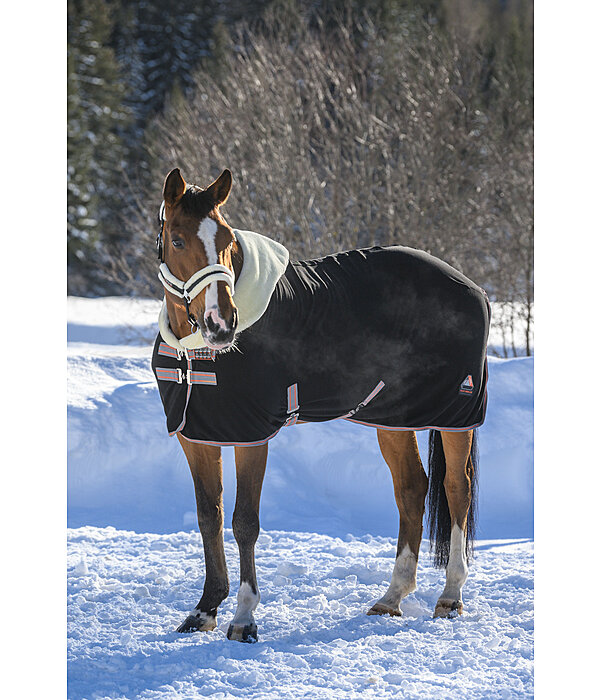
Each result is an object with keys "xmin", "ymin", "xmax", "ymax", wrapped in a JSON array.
[
  {"xmin": 176, "ymin": 611, "xmax": 217, "ymax": 633},
  {"xmin": 367, "ymin": 602, "xmax": 402, "ymax": 617},
  {"xmin": 227, "ymin": 621, "xmax": 258, "ymax": 643},
  {"xmin": 433, "ymin": 599, "xmax": 463, "ymax": 619}
]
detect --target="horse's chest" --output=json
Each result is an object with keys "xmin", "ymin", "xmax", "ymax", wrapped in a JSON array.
[{"xmin": 150, "ymin": 320, "xmax": 380, "ymax": 446}]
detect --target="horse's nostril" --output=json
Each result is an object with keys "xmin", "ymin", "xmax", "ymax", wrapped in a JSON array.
[
  {"xmin": 205, "ymin": 314, "xmax": 220, "ymax": 334},
  {"xmin": 205, "ymin": 307, "xmax": 237, "ymax": 336}
]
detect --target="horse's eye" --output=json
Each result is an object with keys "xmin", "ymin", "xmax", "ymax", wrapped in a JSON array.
[{"xmin": 172, "ymin": 239, "xmax": 185, "ymax": 249}]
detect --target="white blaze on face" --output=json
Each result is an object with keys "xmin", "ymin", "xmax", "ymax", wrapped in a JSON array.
[
  {"xmin": 197, "ymin": 216, "xmax": 218, "ymax": 264},
  {"xmin": 196, "ymin": 217, "xmax": 225, "ymax": 328}
]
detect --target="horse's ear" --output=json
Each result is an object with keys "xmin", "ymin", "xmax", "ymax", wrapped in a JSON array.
[
  {"xmin": 205, "ymin": 169, "xmax": 232, "ymax": 207},
  {"xmin": 162, "ymin": 168, "xmax": 186, "ymax": 206}
]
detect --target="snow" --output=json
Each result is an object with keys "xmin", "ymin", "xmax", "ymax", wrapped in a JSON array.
[
  {"xmin": 68, "ymin": 528, "xmax": 533, "ymax": 699},
  {"xmin": 67, "ymin": 297, "xmax": 534, "ymax": 698}
]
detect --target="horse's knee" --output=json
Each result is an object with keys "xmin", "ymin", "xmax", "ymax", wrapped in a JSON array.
[
  {"xmin": 211, "ymin": 580, "xmax": 230, "ymax": 602},
  {"xmin": 197, "ymin": 503, "xmax": 224, "ymax": 539},
  {"xmin": 232, "ymin": 507, "xmax": 260, "ymax": 546}
]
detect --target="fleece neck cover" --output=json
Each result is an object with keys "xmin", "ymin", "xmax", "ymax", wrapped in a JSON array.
[{"xmin": 158, "ymin": 229, "xmax": 289, "ymax": 351}]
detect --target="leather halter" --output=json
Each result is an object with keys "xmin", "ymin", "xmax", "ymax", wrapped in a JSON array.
[{"xmin": 156, "ymin": 201, "xmax": 235, "ymax": 329}]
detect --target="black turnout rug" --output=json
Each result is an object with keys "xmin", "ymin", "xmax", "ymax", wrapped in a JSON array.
[{"xmin": 152, "ymin": 245, "xmax": 490, "ymax": 446}]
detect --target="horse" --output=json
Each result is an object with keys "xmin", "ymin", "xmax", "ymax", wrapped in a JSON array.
[{"xmin": 151, "ymin": 167, "xmax": 489, "ymax": 643}]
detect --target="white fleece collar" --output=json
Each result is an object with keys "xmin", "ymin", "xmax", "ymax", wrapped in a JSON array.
[{"xmin": 158, "ymin": 229, "xmax": 289, "ymax": 351}]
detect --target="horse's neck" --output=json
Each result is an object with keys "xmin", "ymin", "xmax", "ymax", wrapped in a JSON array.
[
  {"xmin": 164, "ymin": 297, "xmax": 190, "ymax": 340},
  {"xmin": 231, "ymin": 237, "xmax": 244, "ymax": 283}
]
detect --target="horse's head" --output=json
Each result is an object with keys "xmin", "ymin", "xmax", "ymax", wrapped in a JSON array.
[{"xmin": 158, "ymin": 168, "xmax": 241, "ymax": 350}]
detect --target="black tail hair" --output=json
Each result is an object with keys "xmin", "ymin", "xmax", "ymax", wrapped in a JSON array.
[{"xmin": 427, "ymin": 429, "xmax": 479, "ymax": 569}]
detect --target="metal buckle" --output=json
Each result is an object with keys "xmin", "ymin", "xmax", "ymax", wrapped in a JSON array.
[
  {"xmin": 346, "ymin": 402, "xmax": 364, "ymax": 418},
  {"xmin": 285, "ymin": 412, "xmax": 299, "ymax": 426}
]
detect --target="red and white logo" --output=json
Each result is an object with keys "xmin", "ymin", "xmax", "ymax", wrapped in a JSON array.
[{"xmin": 459, "ymin": 375, "xmax": 474, "ymax": 395}]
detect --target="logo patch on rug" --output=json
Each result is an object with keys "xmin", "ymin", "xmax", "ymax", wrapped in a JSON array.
[{"xmin": 459, "ymin": 375, "xmax": 474, "ymax": 395}]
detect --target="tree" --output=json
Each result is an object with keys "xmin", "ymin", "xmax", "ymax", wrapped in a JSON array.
[{"xmin": 67, "ymin": 0, "xmax": 132, "ymax": 293}]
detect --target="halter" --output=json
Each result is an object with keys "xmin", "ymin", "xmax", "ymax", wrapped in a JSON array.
[{"xmin": 157, "ymin": 201, "xmax": 236, "ymax": 331}]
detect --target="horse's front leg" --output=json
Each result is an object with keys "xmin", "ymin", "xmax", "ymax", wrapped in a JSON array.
[
  {"xmin": 175, "ymin": 436, "xmax": 229, "ymax": 633},
  {"xmin": 227, "ymin": 443, "xmax": 268, "ymax": 643}
]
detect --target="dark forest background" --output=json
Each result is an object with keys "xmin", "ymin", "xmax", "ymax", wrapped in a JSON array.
[{"xmin": 67, "ymin": 0, "xmax": 533, "ymax": 353}]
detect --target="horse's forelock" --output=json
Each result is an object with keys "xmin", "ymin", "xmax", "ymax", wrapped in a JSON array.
[{"xmin": 176, "ymin": 186, "xmax": 215, "ymax": 221}]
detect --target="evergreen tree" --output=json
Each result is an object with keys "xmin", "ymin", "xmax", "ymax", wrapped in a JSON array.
[
  {"xmin": 111, "ymin": 0, "xmax": 218, "ymax": 126},
  {"xmin": 67, "ymin": 0, "xmax": 132, "ymax": 293},
  {"xmin": 110, "ymin": 0, "xmax": 274, "ymax": 121}
]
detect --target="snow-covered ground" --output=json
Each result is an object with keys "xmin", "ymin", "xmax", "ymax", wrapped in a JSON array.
[
  {"xmin": 68, "ymin": 528, "xmax": 532, "ymax": 699},
  {"xmin": 67, "ymin": 297, "xmax": 534, "ymax": 699}
]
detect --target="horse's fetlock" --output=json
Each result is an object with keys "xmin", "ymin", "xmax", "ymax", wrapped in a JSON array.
[
  {"xmin": 199, "ymin": 584, "xmax": 229, "ymax": 612},
  {"xmin": 238, "ymin": 580, "xmax": 259, "ymax": 604},
  {"xmin": 215, "ymin": 582, "xmax": 230, "ymax": 601}
]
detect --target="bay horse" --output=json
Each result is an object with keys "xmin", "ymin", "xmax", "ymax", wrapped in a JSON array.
[{"xmin": 152, "ymin": 168, "xmax": 489, "ymax": 643}]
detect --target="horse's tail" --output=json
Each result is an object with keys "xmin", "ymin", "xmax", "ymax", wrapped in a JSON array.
[{"xmin": 427, "ymin": 429, "xmax": 479, "ymax": 569}]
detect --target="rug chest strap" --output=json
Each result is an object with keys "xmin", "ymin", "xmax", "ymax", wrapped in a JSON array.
[{"xmin": 156, "ymin": 366, "xmax": 217, "ymax": 386}]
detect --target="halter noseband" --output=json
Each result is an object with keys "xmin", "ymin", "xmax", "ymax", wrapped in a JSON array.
[
  {"xmin": 157, "ymin": 201, "xmax": 235, "ymax": 330},
  {"xmin": 158, "ymin": 262, "xmax": 235, "ymax": 304}
]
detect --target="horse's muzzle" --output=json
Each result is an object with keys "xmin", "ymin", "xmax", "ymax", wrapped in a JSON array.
[{"xmin": 203, "ymin": 307, "xmax": 238, "ymax": 350}]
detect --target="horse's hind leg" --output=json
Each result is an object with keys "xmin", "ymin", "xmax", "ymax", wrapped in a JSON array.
[
  {"xmin": 175, "ymin": 437, "xmax": 229, "ymax": 633},
  {"xmin": 227, "ymin": 443, "xmax": 268, "ymax": 643},
  {"xmin": 368, "ymin": 429, "xmax": 428, "ymax": 617},
  {"xmin": 434, "ymin": 430, "xmax": 474, "ymax": 618}
]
